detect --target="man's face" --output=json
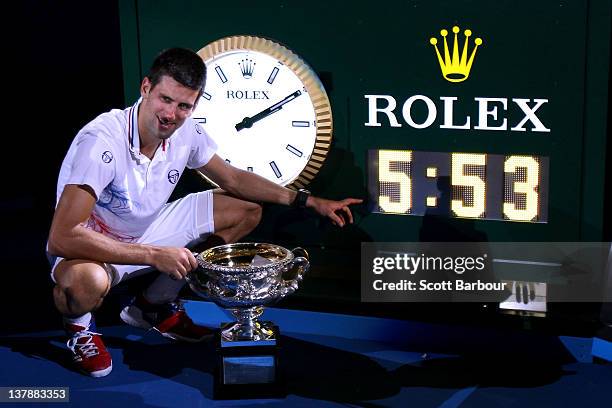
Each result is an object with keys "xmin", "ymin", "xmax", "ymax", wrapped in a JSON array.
[{"xmin": 139, "ymin": 75, "xmax": 199, "ymax": 141}]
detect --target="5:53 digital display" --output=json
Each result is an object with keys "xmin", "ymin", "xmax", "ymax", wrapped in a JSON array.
[{"xmin": 368, "ymin": 150, "xmax": 549, "ymax": 223}]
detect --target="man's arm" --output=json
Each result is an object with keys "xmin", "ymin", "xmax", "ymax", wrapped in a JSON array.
[
  {"xmin": 47, "ymin": 184, "xmax": 197, "ymax": 279},
  {"xmin": 199, "ymin": 155, "xmax": 362, "ymax": 227}
]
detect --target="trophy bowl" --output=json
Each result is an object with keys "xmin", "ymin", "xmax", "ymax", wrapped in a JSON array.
[{"xmin": 186, "ymin": 242, "xmax": 309, "ymax": 343}]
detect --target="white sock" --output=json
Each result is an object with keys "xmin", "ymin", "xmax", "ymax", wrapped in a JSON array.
[
  {"xmin": 143, "ymin": 274, "xmax": 186, "ymax": 304},
  {"xmin": 63, "ymin": 313, "xmax": 92, "ymax": 329}
]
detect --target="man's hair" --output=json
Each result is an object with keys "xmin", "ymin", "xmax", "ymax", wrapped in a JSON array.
[{"xmin": 147, "ymin": 48, "xmax": 206, "ymax": 95}]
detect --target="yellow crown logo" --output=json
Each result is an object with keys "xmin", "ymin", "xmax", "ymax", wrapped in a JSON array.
[{"xmin": 430, "ymin": 26, "xmax": 482, "ymax": 83}]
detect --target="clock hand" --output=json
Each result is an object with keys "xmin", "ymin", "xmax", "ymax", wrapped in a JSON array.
[{"xmin": 235, "ymin": 90, "xmax": 302, "ymax": 131}]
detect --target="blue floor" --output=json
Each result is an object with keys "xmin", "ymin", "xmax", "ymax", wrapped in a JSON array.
[{"xmin": 1, "ymin": 302, "xmax": 611, "ymax": 407}]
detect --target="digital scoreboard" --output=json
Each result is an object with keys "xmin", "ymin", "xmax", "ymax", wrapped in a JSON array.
[{"xmin": 368, "ymin": 150, "xmax": 549, "ymax": 222}]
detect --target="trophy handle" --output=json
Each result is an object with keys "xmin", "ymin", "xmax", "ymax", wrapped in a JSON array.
[
  {"xmin": 186, "ymin": 252, "xmax": 212, "ymax": 299},
  {"xmin": 280, "ymin": 247, "xmax": 310, "ymax": 296}
]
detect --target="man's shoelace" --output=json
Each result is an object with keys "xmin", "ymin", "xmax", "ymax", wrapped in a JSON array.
[{"xmin": 67, "ymin": 330, "xmax": 102, "ymax": 358}]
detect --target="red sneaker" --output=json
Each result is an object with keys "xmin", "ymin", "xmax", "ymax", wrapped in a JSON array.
[
  {"xmin": 120, "ymin": 297, "xmax": 213, "ymax": 343},
  {"xmin": 65, "ymin": 323, "xmax": 112, "ymax": 378}
]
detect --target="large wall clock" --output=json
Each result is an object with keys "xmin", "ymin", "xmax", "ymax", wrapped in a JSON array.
[{"xmin": 193, "ymin": 35, "xmax": 332, "ymax": 188}]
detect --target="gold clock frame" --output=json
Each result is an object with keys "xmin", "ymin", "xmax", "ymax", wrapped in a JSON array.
[{"xmin": 195, "ymin": 35, "xmax": 332, "ymax": 189}]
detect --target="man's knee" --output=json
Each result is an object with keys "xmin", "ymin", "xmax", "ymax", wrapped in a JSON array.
[
  {"xmin": 227, "ymin": 201, "xmax": 262, "ymax": 235},
  {"xmin": 213, "ymin": 192, "xmax": 262, "ymax": 232},
  {"xmin": 53, "ymin": 261, "xmax": 111, "ymax": 315},
  {"xmin": 246, "ymin": 202, "xmax": 263, "ymax": 228}
]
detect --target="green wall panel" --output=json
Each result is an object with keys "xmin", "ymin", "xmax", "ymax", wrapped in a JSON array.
[{"xmin": 119, "ymin": 1, "xmax": 610, "ymax": 308}]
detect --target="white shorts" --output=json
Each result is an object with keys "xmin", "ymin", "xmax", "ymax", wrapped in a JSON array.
[{"xmin": 49, "ymin": 191, "xmax": 215, "ymax": 287}]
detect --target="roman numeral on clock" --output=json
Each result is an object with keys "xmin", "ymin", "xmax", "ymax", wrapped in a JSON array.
[
  {"xmin": 267, "ymin": 67, "xmax": 279, "ymax": 84},
  {"xmin": 215, "ymin": 66, "xmax": 228, "ymax": 83},
  {"xmin": 286, "ymin": 144, "xmax": 303, "ymax": 157},
  {"xmin": 269, "ymin": 161, "xmax": 282, "ymax": 178}
]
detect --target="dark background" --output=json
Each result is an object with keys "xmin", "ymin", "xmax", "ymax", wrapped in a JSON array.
[
  {"xmin": 2, "ymin": 1, "xmax": 125, "ymax": 333},
  {"xmin": 1, "ymin": 1, "xmax": 610, "ymax": 335}
]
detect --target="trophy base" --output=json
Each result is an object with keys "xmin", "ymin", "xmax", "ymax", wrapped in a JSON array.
[{"xmin": 214, "ymin": 323, "xmax": 285, "ymax": 400}]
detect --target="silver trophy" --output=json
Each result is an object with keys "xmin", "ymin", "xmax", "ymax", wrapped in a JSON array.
[
  {"xmin": 186, "ymin": 242, "xmax": 309, "ymax": 345},
  {"xmin": 186, "ymin": 242, "xmax": 309, "ymax": 398}
]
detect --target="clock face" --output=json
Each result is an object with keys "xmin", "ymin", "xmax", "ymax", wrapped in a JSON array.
[{"xmin": 195, "ymin": 36, "xmax": 332, "ymax": 188}]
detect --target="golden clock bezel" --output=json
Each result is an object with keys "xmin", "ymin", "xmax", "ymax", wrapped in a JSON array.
[{"xmin": 195, "ymin": 35, "xmax": 332, "ymax": 189}]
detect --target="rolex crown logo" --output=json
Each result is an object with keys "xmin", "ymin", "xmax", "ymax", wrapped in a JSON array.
[
  {"xmin": 239, "ymin": 58, "xmax": 255, "ymax": 79},
  {"xmin": 430, "ymin": 26, "xmax": 482, "ymax": 83}
]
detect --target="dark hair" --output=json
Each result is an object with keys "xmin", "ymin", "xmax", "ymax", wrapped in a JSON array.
[{"xmin": 147, "ymin": 48, "xmax": 206, "ymax": 95}]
